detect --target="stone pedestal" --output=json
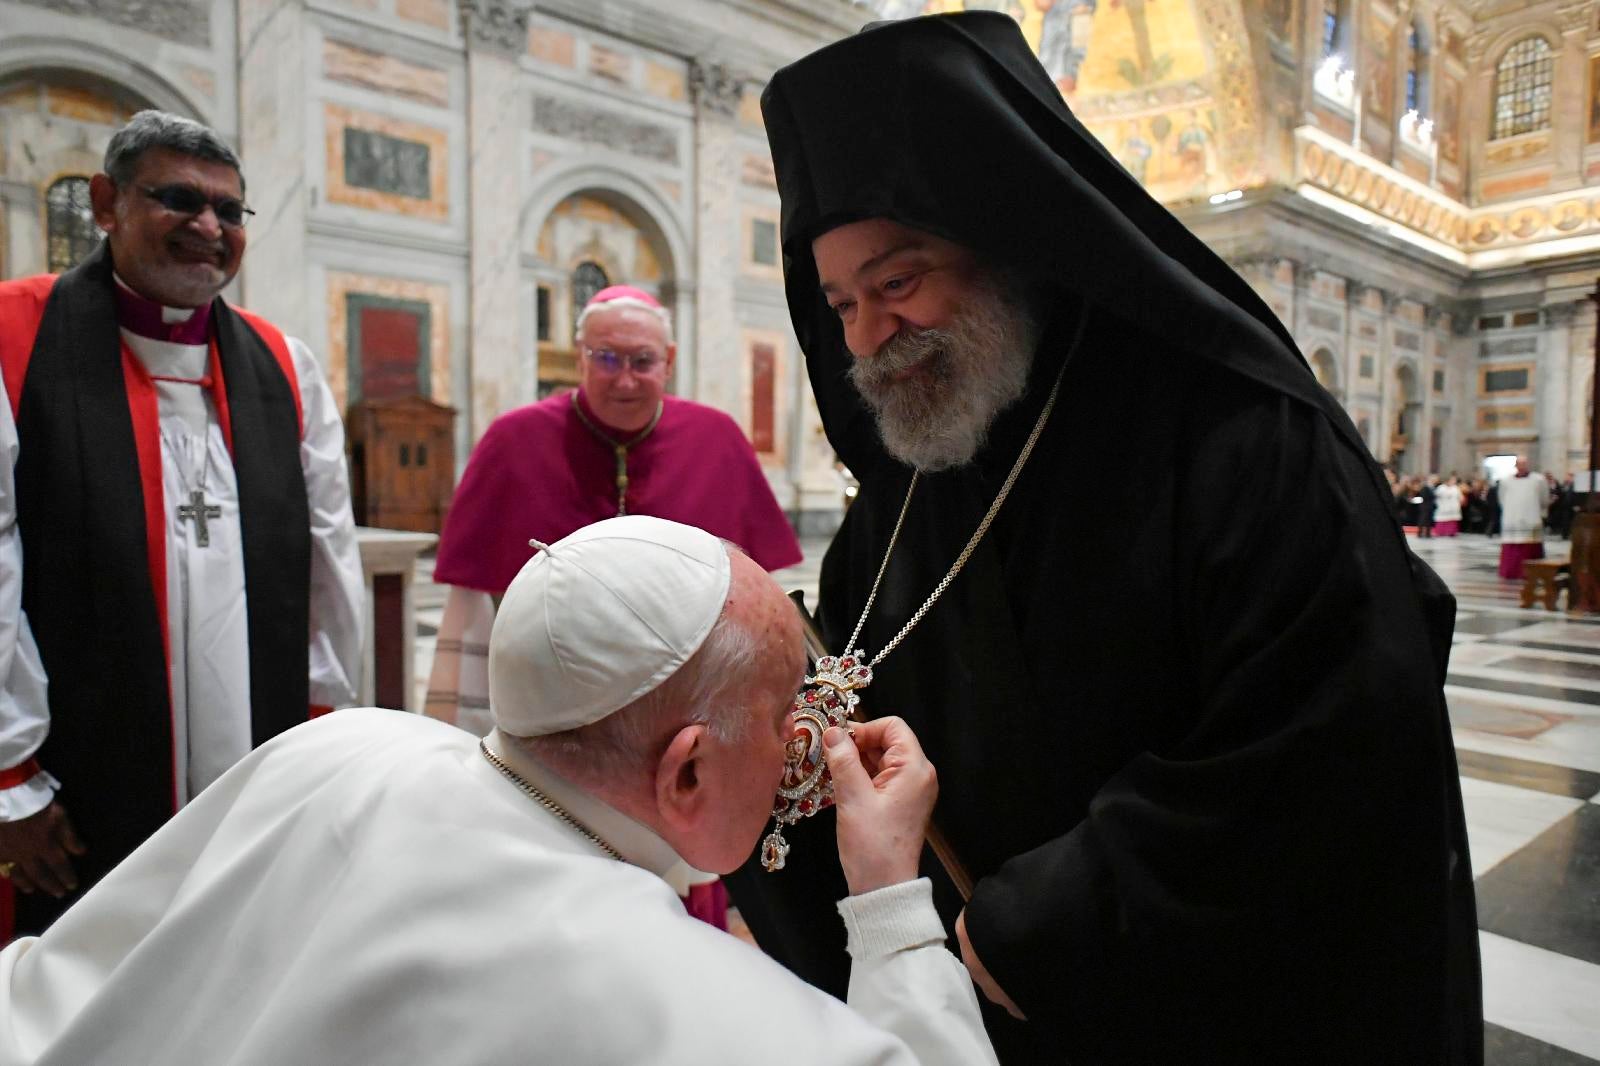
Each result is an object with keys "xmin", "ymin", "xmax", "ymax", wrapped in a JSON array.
[{"xmin": 356, "ymin": 527, "xmax": 437, "ymax": 711}]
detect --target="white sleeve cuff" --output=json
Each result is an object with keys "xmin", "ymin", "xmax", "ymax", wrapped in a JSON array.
[
  {"xmin": 836, "ymin": 877, "xmax": 946, "ymax": 962},
  {"xmin": 0, "ymin": 769, "xmax": 58, "ymax": 821}
]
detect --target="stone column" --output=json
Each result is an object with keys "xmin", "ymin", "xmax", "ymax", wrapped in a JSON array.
[
  {"xmin": 689, "ymin": 59, "xmax": 744, "ymax": 415},
  {"xmin": 236, "ymin": 0, "xmax": 309, "ymax": 337},
  {"xmin": 1554, "ymin": 4, "xmax": 1593, "ymax": 183},
  {"xmin": 1544, "ymin": 301, "xmax": 1580, "ymax": 473},
  {"xmin": 0, "ymin": 179, "xmax": 42, "ymax": 277},
  {"xmin": 462, "ymin": 0, "xmax": 533, "ymax": 442}
]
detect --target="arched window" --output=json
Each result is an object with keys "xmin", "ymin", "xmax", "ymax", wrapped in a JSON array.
[
  {"xmin": 1492, "ymin": 36, "xmax": 1554, "ymax": 140},
  {"xmin": 1321, "ymin": 0, "xmax": 1342, "ymax": 59},
  {"xmin": 570, "ymin": 260, "xmax": 610, "ymax": 329},
  {"xmin": 1404, "ymin": 23, "xmax": 1425, "ymax": 115},
  {"xmin": 46, "ymin": 176, "xmax": 99, "ymax": 273}
]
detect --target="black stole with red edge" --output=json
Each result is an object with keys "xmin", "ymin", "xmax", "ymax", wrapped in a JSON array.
[{"xmin": 11, "ymin": 241, "xmax": 310, "ymax": 935}]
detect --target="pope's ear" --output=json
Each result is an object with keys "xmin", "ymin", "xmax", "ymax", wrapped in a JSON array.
[
  {"xmin": 663, "ymin": 343, "xmax": 678, "ymax": 375},
  {"xmin": 654, "ymin": 722, "xmax": 710, "ymax": 833}
]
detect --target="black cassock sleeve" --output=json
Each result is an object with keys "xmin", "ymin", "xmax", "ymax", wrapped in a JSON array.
[{"xmin": 963, "ymin": 385, "xmax": 1477, "ymax": 1060}]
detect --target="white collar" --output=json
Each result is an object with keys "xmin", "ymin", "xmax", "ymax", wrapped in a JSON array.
[
  {"xmin": 484, "ymin": 729, "xmax": 708, "ymax": 894},
  {"xmin": 113, "ymin": 272, "xmax": 199, "ymax": 324}
]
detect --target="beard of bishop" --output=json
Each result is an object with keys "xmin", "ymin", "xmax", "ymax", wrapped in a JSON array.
[{"xmin": 848, "ymin": 276, "xmax": 1040, "ymax": 473}]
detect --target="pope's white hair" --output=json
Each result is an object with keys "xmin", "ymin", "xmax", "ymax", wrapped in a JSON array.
[
  {"xmin": 575, "ymin": 295, "xmax": 674, "ymax": 346},
  {"xmin": 508, "ymin": 545, "xmax": 759, "ymax": 785}
]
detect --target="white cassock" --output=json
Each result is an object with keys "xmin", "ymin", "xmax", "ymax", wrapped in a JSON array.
[
  {"xmin": 1498, "ymin": 473, "xmax": 1549, "ymax": 544},
  {"xmin": 0, "ymin": 710, "xmax": 998, "ymax": 1066},
  {"xmin": 1431, "ymin": 484, "xmax": 1462, "ymax": 524},
  {"xmin": 0, "ymin": 300, "xmax": 364, "ymax": 822}
]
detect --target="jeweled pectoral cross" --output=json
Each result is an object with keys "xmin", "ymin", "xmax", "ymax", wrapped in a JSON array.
[
  {"xmin": 177, "ymin": 489, "xmax": 221, "ymax": 547},
  {"xmin": 760, "ymin": 651, "xmax": 872, "ymax": 872}
]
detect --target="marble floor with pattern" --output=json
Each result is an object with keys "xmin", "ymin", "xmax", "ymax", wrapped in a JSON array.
[{"xmin": 413, "ymin": 533, "xmax": 1600, "ymax": 1061}]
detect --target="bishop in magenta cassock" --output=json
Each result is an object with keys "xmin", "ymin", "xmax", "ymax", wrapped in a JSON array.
[
  {"xmin": 425, "ymin": 285, "xmax": 802, "ymax": 737},
  {"xmin": 0, "ymin": 112, "xmax": 363, "ymax": 940}
]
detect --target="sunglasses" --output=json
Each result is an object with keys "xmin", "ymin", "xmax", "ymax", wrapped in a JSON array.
[
  {"xmin": 139, "ymin": 184, "xmax": 255, "ymax": 229},
  {"xmin": 583, "ymin": 347, "xmax": 667, "ymax": 376}
]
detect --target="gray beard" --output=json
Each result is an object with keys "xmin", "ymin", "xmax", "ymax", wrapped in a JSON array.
[{"xmin": 848, "ymin": 285, "xmax": 1039, "ymax": 472}]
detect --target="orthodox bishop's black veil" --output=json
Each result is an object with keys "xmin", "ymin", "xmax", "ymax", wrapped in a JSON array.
[
  {"xmin": 725, "ymin": 13, "xmax": 1481, "ymax": 1064},
  {"xmin": 13, "ymin": 241, "xmax": 311, "ymax": 934}
]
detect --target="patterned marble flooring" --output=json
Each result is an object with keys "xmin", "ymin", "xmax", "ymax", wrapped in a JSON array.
[
  {"xmin": 1411, "ymin": 533, "xmax": 1600, "ymax": 1064},
  {"xmin": 412, "ymin": 533, "xmax": 1600, "ymax": 1061}
]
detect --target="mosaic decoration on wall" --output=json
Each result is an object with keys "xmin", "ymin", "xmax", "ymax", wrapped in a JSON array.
[
  {"xmin": 324, "ymin": 105, "xmax": 448, "ymax": 221},
  {"xmin": 864, "ymin": 0, "xmax": 1261, "ymax": 200}
]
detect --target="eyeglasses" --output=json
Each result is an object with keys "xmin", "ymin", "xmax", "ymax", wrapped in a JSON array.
[
  {"xmin": 583, "ymin": 347, "xmax": 667, "ymax": 376},
  {"xmin": 139, "ymin": 184, "xmax": 255, "ymax": 229}
]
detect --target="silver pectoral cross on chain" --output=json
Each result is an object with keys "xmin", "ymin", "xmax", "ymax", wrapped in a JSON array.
[{"xmin": 177, "ymin": 489, "xmax": 222, "ymax": 548}]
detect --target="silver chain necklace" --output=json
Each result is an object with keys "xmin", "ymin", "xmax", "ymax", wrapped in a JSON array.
[
  {"xmin": 480, "ymin": 741, "xmax": 624, "ymax": 861},
  {"xmin": 760, "ymin": 346, "xmax": 1074, "ymax": 873}
]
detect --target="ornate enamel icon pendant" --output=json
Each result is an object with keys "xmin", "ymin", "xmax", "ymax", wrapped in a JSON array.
[{"xmin": 760, "ymin": 651, "xmax": 872, "ymax": 872}]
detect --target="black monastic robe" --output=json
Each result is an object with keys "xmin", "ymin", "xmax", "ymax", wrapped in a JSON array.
[
  {"xmin": 727, "ymin": 13, "xmax": 1481, "ymax": 1064},
  {"xmin": 0, "ymin": 243, "xmax": 311, "ymax": 934}
]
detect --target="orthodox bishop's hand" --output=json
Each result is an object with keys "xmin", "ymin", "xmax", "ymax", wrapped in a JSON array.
[
  {"xmin": 824, "ymin": 716, "xmax": 937, "ymax": 895},
  {"xmin": 0, "ymin": 801, "xmax": 86, "ymax": 898}
]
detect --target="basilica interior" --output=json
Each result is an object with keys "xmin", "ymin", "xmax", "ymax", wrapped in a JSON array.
[{"xmin": 2, "ymin": 0, "xmax": 1599, "ymax": 1060}]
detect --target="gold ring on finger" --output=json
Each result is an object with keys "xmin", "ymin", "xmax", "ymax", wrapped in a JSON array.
[{"xmin": 0, "ymin": 862, "xmax": 14, "ymax": 878}]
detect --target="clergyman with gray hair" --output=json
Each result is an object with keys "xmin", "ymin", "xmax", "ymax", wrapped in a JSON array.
[
  {"xmin": 0, "ymin": 109, "xmax": 364, "ymax": 937},
  {"xmin": 0, "ymin": 516, "xmax": 998, "ymax": 1065}
]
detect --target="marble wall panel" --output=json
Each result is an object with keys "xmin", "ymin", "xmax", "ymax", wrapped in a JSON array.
[
  {"xmin": 741, "ymin": 153, "xmax": 777, "ymax": 189},
  {"xmin": 737, "ymin": 91, "xmax": 764, "ymax": 131},
  {"xmin": 395, "ymin": 0, "xmax": 451, "ymax": 32},
  {"xmin": 44, "ymin": 86, "xmax": 128, "ymax": 125},
  {"xmin": 326, "ymin": 271, "xmax": 452, "ymax": 411},
  {"xmin": 741, "ymin": 327, "xmax": 789, "ymax": 464},
  {"xmin": 643, "ymin": 61, "xmax": 688, "ymax": 103},
  {"xmin": 324, "ymin": 41, "xmax": 450, "ymax": 109},
  {"xmin": 742, "ymin": 206, "xmax": 781, "ymax": 281},
  {"xmin": 528, "ymin": 27, "xmax": 576, "ymax": 68},
  {"xmin": 1481, "ymin": 172, "xmax": 1551, "ymax": 200},
  {"xmin": 590, "ymin": 45, "xmax": 632, "ymax": 84},
  {"xmin": 324, "ymin": 105, "xmax": 449, "ymax": 221}
]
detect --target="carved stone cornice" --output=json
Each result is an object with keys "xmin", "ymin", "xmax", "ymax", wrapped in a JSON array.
[
  {"xmin": 1466, "ymin": 30, "xmax": 1492, "ymax": 65},
  {"xmin": 1545, "ymin": 302, "xmax": 1581, "ymax": 327},
  {"xmin": 461, "ymin": 0, "xmax": 535, "ymax": 57},
  {"xmin": 689, "ymin": 59, "xmax": 744, "ymax": 119},
  {"xmin": 1350, "ymin": 281, "xmax": 1387, "ymax": 309},
  {"xmin": 1557, "ymin": 2, "xmax": 1593, "ymax": 35}
]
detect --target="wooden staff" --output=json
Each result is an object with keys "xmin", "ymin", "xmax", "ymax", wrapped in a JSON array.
[{"xmin": 788, "ymin": 591, "xmax": 975, "ymax": 902}]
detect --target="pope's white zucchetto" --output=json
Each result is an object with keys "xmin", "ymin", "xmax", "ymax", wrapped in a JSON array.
[{"xmin": 488, "ymin": 516, "xmax": 733, "ymax": 737}]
